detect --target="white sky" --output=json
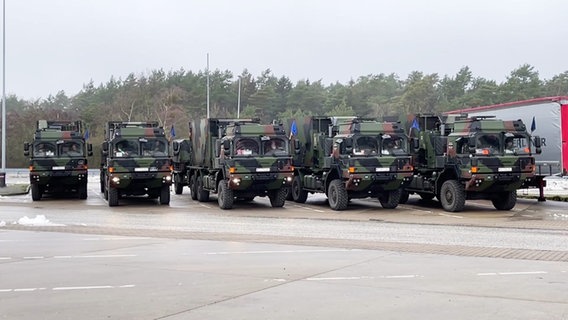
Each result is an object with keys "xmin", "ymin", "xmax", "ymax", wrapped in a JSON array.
[{"xmin": 5, "ymin": 0, "xmax": 568, "ymax": 99}]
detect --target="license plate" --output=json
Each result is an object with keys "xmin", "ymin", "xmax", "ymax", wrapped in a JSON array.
[
  {"xmin": 52, "ymin": 166, "xmax": 65, "ymax": 170},
  {"xmin": 256, "ymin": 168, "xmax": 270, "ymax": 172},
  {"xmin": 498, "ymin": 167, "xmax": 513, "ymax": 172},
  {"xmin": 375, "ymin": 167, "xmax": 390, "ymax": 172},
  {"xmin": 135, "ymin": 167, "xmax": 149, "ymax": 172}
]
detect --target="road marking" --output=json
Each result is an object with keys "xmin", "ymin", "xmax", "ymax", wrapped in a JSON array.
[
  {"xmin": 0, "ymin": 257, "xmax": 11, "ymax": 260},
  {"xmin": 23, "ymin": 256, "xmax": 44, "ymax": 259},
  {"xmin": 199, "ymin": 204, "xmax": 213, "ymax": 209},
  {"xmin": 398, "ymin": 205, "xmax": 434, "ymax": 214},
  {"xmin": 306, "ymin": 275, "xmax": 419, "ymax": 281},
  {"xmin": 206, "ymin": 249, "xmax": 360, "ymax": 255},
  {"xmin": 437, "ymin": 213, "xmax": 463, "ymax": 219},
  {"xmin": 293, "ymin": 205, "xmax": 326, "ymax": 213},
  {"xmin": 477, "ymin": 271, "xmax": 547, "ymax": 276},
  {"xmin": 83, "ymin": 237, "xmax": 150, "ymax": 241},
  {"xmin": 54, "ymin": 254, "xmax": 137, "ymax": 259},
  {"xmin": 53, "ymin": 285, "xmax": 135, "ymax": 291}
]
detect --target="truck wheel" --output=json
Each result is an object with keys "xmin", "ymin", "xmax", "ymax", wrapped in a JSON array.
[
  {"xmin": 379, "ymin": 189, "xmax": 401, "ymax": 209},
  {"xmin": 108, "ymin": 187, "xmax": 119, "ymax": 207},
  {"xmin": 78, "ymin": 183, "xmax": 88, "ymax": 200},
  {"xmin": 292, "ymin": 176, "xmax": 308, "ymax": 203},
  {"xmin": 327, "ymin": 179, "xmax": 348, "ymax": 211},
  {"xmin": 399, "ymin": 191, "xmax": 410, "ymax": 204},
  {"xmin": 440, "ymin": 180, "xmax": 465, "ymax": 212},
  {"xmin": 100, "ymin": 175, "xmax": 105, "ymax": 193},
  {"xmin": 285, "ymin": 186, "xmax": 293, "ymax": 201},
  {"xmin": 269, "ymin": 188, "xmax": 287, "ymax": 208},
  {"xmin": 31, "ymin": 184, "xmax": 42, "ymax": 201},
  {"xmin": 190, "ymin": 175, "xmax": 197, "ymax": 200},
  {"xmin": 491, "ymin": 191, "xmax": 517, "ymax": 210},
  {"xmin": 196, "ymin": 176, "xmax": 210, "ymax": 202},
  {"xmin": 160, "ymin": 185, "xmax": 171, "ymax": 205},
  {"xmin": 217, "ymin": 180, "xmax": 233, "ymax": 210},
  {"xmin": 174, "ymin": 174, "xmax": 183, "ymax": 194}
]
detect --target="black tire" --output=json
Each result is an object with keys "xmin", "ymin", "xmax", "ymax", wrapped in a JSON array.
[
  {"xmin": 285, "ymin": 186, "xmax": 293, "ymax": 201},
  {"xmin": 31, "ymin": 184, "xmax": 42, "ymax": 201},
  {"xmin": 196, "ymin": 175, "xmax": 210, "ymax": 202},
  {"xmin": 100, "ymin": 174, "xmax": 105, "ymax": 193},
  {"xmin": 190, "ymin": 175, "xmax": 197, "ymax": 200},
  {"xmin": 379, "ymin": 189, "xmax": 401, "ymax": 209},
  {"xmin": 160, "ymin": 185, "xmax": 171, "ymax": 205},
  {"xmin": 492, "ymin": 191, "xmax": 517, "ymax": 210},
  {"xmin": 440, "ymin": 180, "xmax": 465, "ymax": 212},
  {"xmin": 78, "ymin": 183, "xmax": 88, "ymax": 200},
  {"xmin": 292, "ymin": 175, "xmax": 308, "ymax": 203},
  {"xmin": 418, "ymin": 192, "xmax": 435, "ymax": 201},
  {"xmin": 217, "ymin": 180, "xmax": 234, "ymax": 210},
  {"xmin": 269, "ymin": 188, "xmax": 287, "ymax": 208},
  {"xmin": 327, "ymin": 179, "xmax": 348, "ymax": 211},
  {"xmin": 174, "ymin": 178, "xmax": 183, "ymax": 195},
  {"xmin": 398, "ymin": 190, "xmax": 410, "ymax": 204},
  {"xmin": 108, "ymin": 187, "xmax": 119, "ymax": 207}
]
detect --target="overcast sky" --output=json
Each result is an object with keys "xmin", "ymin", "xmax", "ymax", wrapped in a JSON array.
[{"xmin": 5, "ymin": 0, "xmax": 568, "ymax": 99}]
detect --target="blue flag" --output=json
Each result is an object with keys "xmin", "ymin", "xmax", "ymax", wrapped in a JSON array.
[
  {"xmin": 170, "ymin": 124, "xmax": 176, "ymax": 138},
  {"xmin": 290, "ymin": 120, "xmax": 298, "ymax": 137},
  {"xmin": 411, "ymin": 118, "xmax": 420, "ymax": 131},
  {"xmin": 84, "ymin": 129, "xmax": 90, "ymax": 141},
  {"xmin": 530, "ymin": 116, "xmax": 536, "ymax": 132}
]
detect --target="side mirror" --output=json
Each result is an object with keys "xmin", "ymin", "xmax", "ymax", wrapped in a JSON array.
[
  {"xmin": 468, "ymin": 140, "xmax": 476, "ymax": 154},
  {"xmin": 172, "ymin": 141, "xmax": 180, "ymax": 155},
  {"xmin": 343, "ymin": 138, "xmax": 353, "ymax": 154},
  {"xmin": 412, "ymin": 138, "xmax": 420, "ymax": 151},
  {"xmin": 294, "ymin": 140, "xmax": 301, "ymax": 155},
  {"xmin": 223, "ymin": 140, "xmax": 231, "ymax": 156},
  {"xmin": 102, "ymin": 141, "xmax": 109, "ymax": 156},
  {"xmin": 87, "ymin": 143, "xmax": 93, "ymax": 157},
  {"xmin": 24, "ymin": 142, "xmax": 30, "ymax": 156},
  {"xmin": 533, "ymin": 136, "xmax": 542, "ymax": 154}
]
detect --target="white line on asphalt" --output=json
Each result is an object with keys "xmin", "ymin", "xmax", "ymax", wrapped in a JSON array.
[
  {"xmin": 23, "ymin": 256, "xmax": 44, "ymax": 259},
  {"xmin": 293, "ymin": 205, "xmax": 326, "ymax": 213},
  {"xmin": 0, "ymin": 257, "xmax": 11, "ymax": 260},
  {"xmin": 477, "ymin": 271, "xmax": 547, "ymax": 276},
  {"xmin": 14, "ymin": 288, "xmax": 37, "ymax": 292},
  {"xmin": 53, "ymin": 285, "xmax": 135, "ymax": 291},
  {"xmin": 437, "ymin": 213, "xmax": 463, "ymax": 219},
  {"xmin": 54, "ymin": 255, "xmax": 137, "ymax": 259},
  {"xmin": 398, "ymin": 205, "xmax": 433, "ymax": 214},
  {"xmin": 205, "ymin": 249, "xmax": 361, "ymax": 255},
  {"xmin": 83, "ymin": 237, "xmax": 150, "ymax": 241},
  {"xmin": 306, "ymin": 275, "xmax": 419, "ymax": 281}
]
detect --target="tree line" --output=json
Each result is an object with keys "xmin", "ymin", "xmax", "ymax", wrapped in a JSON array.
[{"xmin": 2, "ymin": 63, "xmax": 568, "ymax": 168}]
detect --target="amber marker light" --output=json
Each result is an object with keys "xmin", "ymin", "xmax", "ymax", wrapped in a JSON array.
[
  {"xmin": 109, "ymin": 167, "xmax": 115, "ymax": 173},
  {"xmin": 29, "ymin": 165, "xmax": 34, "ymax": 171},
  {"xmin": 229, "ymin": 167, "xmax": 237, "ymax": 174},
  {"xmin": 349, "ymin": 167, "xmax": 356, "ymax": 173},
  {"xmin": 471, "ymin": 166, "xmax": 479, "ymax": 173}
]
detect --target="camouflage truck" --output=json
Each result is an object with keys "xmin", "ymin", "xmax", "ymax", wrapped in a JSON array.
[
  {"xmin": 100, "ymin": 121, "xmax": 173, "ymax": 206},
  {"xmin": 398, "ymin": 114, "xmax": 542, "ymax": 212},
  {"xmin": 183, "ymin": 118, "xmax": 294, "ymax": 210},
  {"xmin": 24, "ymin": 120, "xmax": 93, "ymax": 201},
  {"xmin": 286, "ymin": 116, "xmax": 414, "ymax": 211}
]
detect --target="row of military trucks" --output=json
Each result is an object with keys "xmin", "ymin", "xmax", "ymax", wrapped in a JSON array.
[{"xmin": 25, "ymin": 113, "xmax": 544, "ymax": 212}]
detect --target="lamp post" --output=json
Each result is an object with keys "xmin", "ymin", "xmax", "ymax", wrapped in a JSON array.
[
  {"xmin": 0, "ymin": 0, "xmax": 6, "ymax": 188},
  {"xmin": 237, "ymin": 76, "xmax": 241, "ymax": 119}
]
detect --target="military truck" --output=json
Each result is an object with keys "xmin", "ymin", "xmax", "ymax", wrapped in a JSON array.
[
  {"xmin": 398, "ymin": 114, "xmax": 542, "ymax": 212},
  {"xmin": 100, "ymin": 121, "xmax": 172, "ymax": 206},
  {"xmin": 175, "ymin": 118, "xmax": 294, "ymax": 210},
  {"xmin": 286, "ymin": 116, "xmax": 414, "ymax": 210},
  {"xmin": 24, "ymin": 120, "xmax": 93, "ymax": 201}
]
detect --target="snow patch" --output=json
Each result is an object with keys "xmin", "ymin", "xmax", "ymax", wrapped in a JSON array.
[{"xmin": 16, "ymin": 215, "xmax": 65, "ymax": 227}]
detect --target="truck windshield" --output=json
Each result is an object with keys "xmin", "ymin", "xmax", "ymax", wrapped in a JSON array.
[
  {"xmin": 114, "ymin": 139, "xmax": 140, "ymax": 157},
  {"xmin": 33, "ymin": 142, "xmax": 56, "ymax": 157},
  {"xmin": 503, "ymin": 134, "xmax": 531, "ymax": 155},
  {"xmin": 58, "ymin": 141, "xmax": 84, "ymax": 157},
  {"xmin": 352, "ymin": 136, "xmax": 379, "ymax": 155},
  {"xmin": 380, "ymin": 135, "xmax": 408, "ymax": 156},
  {"xmin": 141, "ymin": 138, "xmax": 169, "ymax": 156},
  {"xmin": 235, "ymin": 138, "xmax": 260, "ymax": 156},
  {"xmin": 262, "ymin": 137, "xmax": 288, "ymax": 156}
]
